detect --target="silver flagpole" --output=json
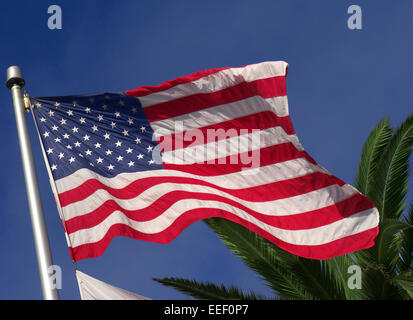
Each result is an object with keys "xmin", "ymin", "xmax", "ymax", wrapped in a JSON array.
[{"xmin": 6, "ymin": 66, "xmax": 59, "ymax": 300}]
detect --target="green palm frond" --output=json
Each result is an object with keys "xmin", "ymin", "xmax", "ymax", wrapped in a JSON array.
[
  {"xmin": 393, "ymin": 272, "xmax": 413, "ymax": 299},
  {"xmin": 358, "ymin": 263, "xmax": 404, "ymax": 299},
  {"xmin": 322, "ymin": 255, "xmax": 364, "ymax": 299},
  {"xmin": 153, "ymin": 277, "xmax": 268, "ymax": 300},
  {"xmin": 370, "ymin": 113, "xmax": 413, "ymax": 221},
  {"xmin": 397, "ymin": 201, "xmax": 413, "ymax": 271},
  {"xmin": 355, "ymin": 117, "xmax": 392, "ymax": 196},
  {"xmin": 290, "ymin": 257, "xmax": 346, "ymax": 300}
]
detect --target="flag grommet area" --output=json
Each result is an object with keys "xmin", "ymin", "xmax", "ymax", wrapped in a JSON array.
[{"xmin": 31, "ymin": 61, "xmax": 379, "ymax": 261}]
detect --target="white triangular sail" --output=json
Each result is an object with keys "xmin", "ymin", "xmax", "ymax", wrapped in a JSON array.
[{"xmin": 76, "ymin": 270, "xmax": 151, "ymax": 300}]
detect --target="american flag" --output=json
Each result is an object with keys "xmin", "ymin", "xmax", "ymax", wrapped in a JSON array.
[{"xmin": 32, "ymin": 61, "xmax": 379, "ymax": 261}]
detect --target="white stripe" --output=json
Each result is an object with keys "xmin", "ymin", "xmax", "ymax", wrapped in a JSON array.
[
  {"xmin": 161, "ymin": 126, "xmax": 303, "ymax": 164},
  {"xmin": 139, "ymin": 61, "xmax": 288, "ymax": 107},
  {"xmin": 68, "ymin": 204, "xmax": 378, "ymax": 248},
  {"xmin": 63, "ymin": 183, "xmax": 358, "ymax": 221},
  {"xmin": 151, "ymin": 96, "xmax": 290, "ymax": 138},
  {"xmin": 55, "ymin": 158, "xmax": 327, "ymax": 193}
]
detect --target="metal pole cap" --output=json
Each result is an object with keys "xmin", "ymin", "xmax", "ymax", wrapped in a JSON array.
[{"xmin": 6, "ymin": 65, "xmax": 25, "ymax": 89}]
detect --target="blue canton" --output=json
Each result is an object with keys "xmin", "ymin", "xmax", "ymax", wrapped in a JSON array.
[{"xmin": 31, "ymin": 93, "xmax": 163, "ymax": 180}]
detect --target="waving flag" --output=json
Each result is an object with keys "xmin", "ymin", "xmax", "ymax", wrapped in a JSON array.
[{"xmin": 31, "ymin": 61, "xmax": 379, "ymax": 261}]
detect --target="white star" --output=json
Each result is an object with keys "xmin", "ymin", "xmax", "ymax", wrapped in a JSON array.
[
  {"xmin": 78, "ymin": 153, "xmax": 84, "ymax": 158},
  {"xmin": 114, "ymin": 112, "xmax": 121, "ymax": 118},
  {"xmin": 60, "ymin": 118, "xmax": 67, "ymax": 125},
  {"xmin": 79, "ymin": 117, "xmax": 86, "ymax": 124},
  {"xmin": 127, "ymin": 161, "xmax": 135, "ymax": 167},
  {"xmin": 110, "ymin": 122, "xmax": 116, "ymax": 129},
  {"xmin": 35, "ymin": 102, "xmax": 42, "ymax": 108},
  {"xmin": 137, "ymin": 153, "xmax": 144, "ymax": 159},
  {"xmin": 148, "ymin": 159, "xmax": 155, "ymax": 165},
  {"xmin": 92, "ymin": 125, "xmax": 98, "ymax": 132},
  {"xmin": 51, "ymin": 164, "xmax": 57, "ymax": 171},
  {"xmin": 105, "ymin": 149, "xmax": 113, "ymax": 156},
  {"xmin": 103, "ymin": 132, "xmax": 110, "ymax": 140},
  {"xmin": 89, "ymin": 162, "xmax": 94, "ymax": 167},
  {"xmin": 102, "ymin": 104, "xmax": 108, "ymax": 110},
  {"xmin": 135, "ymin": 137, "xmax": 141, "ymax": 144},
  {"xmin": 97, "ymin": 114, "xmax": 104, "ymax": 121},
  {"xmin": 107, "ymin": 164, "xmax": 114, "ymax": 170},
  {"xmin": 72, "ymin": 101, "xmax": 78, "ymax": 106},
  {"xmin": 54, "ymin": 102, "xmax": 60, "ymax": 108},
  {"xmin": 40, "ymin": 117, "xmax": 46, "ymax": 123},
  {"xmin": 54, "ymin": 137, "xmax": 61, "ymax": 143},
  {"xmin": 127, "ymin": 118, "xmax": 134, "ymax": 125},
  {"xmin": 146, "ymin": 145, "xmax": 153, "ymax": 152},
  {"xmin": 43, "ymin": 131, "xmax": 50, "ymax": 138},
  {"xmin": 58, "ymin": 152, "xmax": 64, "ymax": 159},
  {"xmin": 140, "ymin": 126, "xmax": 146, "ymax": 132},
  {"xmin": 85, "ymin": 107, "xmax": 91, "ymax": 113},
  {"xmin": 74, "ymin": 141, "xmax": 81, "ymax": 147},
  {"xmin": 63, "ymin": 133, "xmax": 70, "ymax": 139},
  {"xmin": 51, "ymin": 125, "xmax": 58, "ymax": 131},
  {"xmin": 69, "ymin": 157, "xmax": 75, "ymax": 163},
  {"xmin": 116, "ymin": 155, "xmax": 123, "ymax": 162},
  {"xmin": 122, "ymin": 129, "xmax": 129, "ymax": 136},
  {"xmin": 46, "ymin": 148, "xmax": 53, "ymax": 154},
  {"xmin": 66, "ymin": 145, "xmax": 72, "ymax": 149},
  {"xmin": 96, "ymin": 157, "xmax": 103, "ymax": 164},
  {"xmin": 94, "ymin": 142, "xmax": 101, "ymax": 149},
  {"xmin": 126, "ymin": 147, "xmax": 133, "ymax": 154},
  {"xmin": 67, "ymin": 110, "xmax": 74, "ymax": 116},
  {"xmin": 83, "ymin": 134, "xmax": 90, "ymax": 141},
  {"xmin": 115, "ymin": 140, "xmax": 122, "ymax": 147},
  {"xmin": 85, "ymin": 149, "xmax": 92, "ymax": 156},
  {"xmin": 72, "ymin": 126, "xmax": 79, "ymax": 133},
  {"xmin": 48, "ymin": 110, "xmax": 55, "ymax": 117}
]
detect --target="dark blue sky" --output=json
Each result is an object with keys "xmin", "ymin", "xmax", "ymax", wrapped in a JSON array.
[{"xmin": 0, "ymin": 1, "xmax": 411, "ymax": 299}]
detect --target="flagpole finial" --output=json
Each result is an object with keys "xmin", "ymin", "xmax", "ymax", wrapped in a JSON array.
[{"xmin": 6, "ymin": 65, "xmax": 25, "ymax": 89}]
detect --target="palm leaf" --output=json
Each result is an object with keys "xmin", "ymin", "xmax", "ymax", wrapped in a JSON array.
[
  {"xmin": 397, "ymin": 201, "xmax": 413, "ymax": 271},
  {"xmin": 358, "ymin": 263, "xmax": 404, "ymax": 299},
  {"xmin": 153, "ymin": 277, "xmax": 268, "ymax": 300},
  {"xmin": 355, "ymin": 117, "xmax": 392, "ymax": 196},
  {"xmin": 393, "ymin": 272, "xmax": 413, "ymax": 299},
  {"xmin": 322, "ymin": 255, "xmax": 365, "ymax": 299},
  {"xmin": 370, "ymin": 113, "xmax": 413, "ymax": 221},
  {"xmin": 352, "ymin": 115, "xmax": 413, "ymax": 298},
  {"xmin": 291, "ymin": 257, "xmax": 346, "ymax": 300}
]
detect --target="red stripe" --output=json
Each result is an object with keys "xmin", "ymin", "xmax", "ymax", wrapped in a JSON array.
[
  {"xmin": 69, "ymin": 208, "xmax": 379, "ymax": 261},
  {"xmin": 158, "ymin": 111, "xmax": 295, "ymax": 151},
  {"xmin": 64, "ymin": 191, "xmax": 372, "ymax": 235},
  {"xmin": 59, "ymin": 171, "xmax": 339, "ymax": 208},
  {"xmin": 143, "ymin": 76, "xmax": 286, "ymax": 122},
  {"xmin": 125, "ymin": 67, "xmax": 230, "ymax": 97},
  {"xmin": 162, "ymin": 142, "xmax": 319, "ymax": 176}
]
